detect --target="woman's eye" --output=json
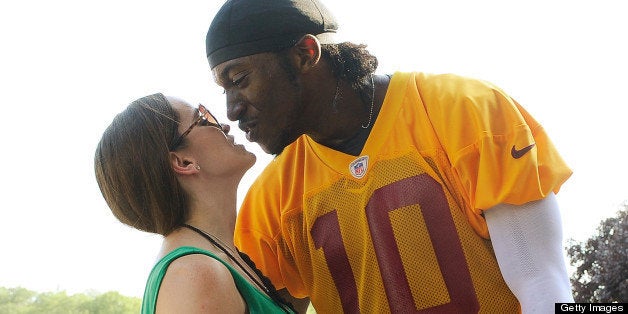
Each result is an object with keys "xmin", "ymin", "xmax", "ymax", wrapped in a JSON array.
[{"xmin": 199, "ymin": 118, "xmax": 214, "ymax": 127}]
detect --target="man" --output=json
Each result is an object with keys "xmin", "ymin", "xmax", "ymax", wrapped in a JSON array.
[{"xmin": 206, "ymin": 0, "xmax": 575, "ymax": 312}]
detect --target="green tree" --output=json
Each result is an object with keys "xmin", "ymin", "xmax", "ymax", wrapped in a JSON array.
[
  {"xmin": 566, "ymin": 203, "xmax": 628, "ymax": 302},
  {"xmin": 30, "ymin": 291, "xmax": 90, "ymax": 314},
  {"xmin": 80, "ymin": 291, "xmax": 141, "ymax": 314},
  {"xmin": 0, "ymin": 287, "xmax": 37, "ymax": 314},
  {"xmin": 0, "ymin": 287, "xmax": 140, "ymax": 314}
]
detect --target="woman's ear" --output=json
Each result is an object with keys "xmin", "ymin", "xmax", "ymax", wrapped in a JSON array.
[
  {"xmin": 293, "ymin": 34, "xmax": 321, "ymax": 71},
  {"xmin": 169, "ymin": 152, "xmax": 200, "ymax": 175}
]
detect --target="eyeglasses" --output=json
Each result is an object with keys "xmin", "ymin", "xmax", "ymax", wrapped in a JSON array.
[{"xmin": 170, "ymin": 104, "xmax": 223, "ymax": 151}]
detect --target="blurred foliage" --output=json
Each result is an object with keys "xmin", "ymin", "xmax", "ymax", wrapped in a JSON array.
[
  {"xmin": 566, "ymin": 202, "xmax": 627, "ymax": 302},
  {"xmin": 0, "ymin": 287, "xmax": 140, "ymax": 314}
]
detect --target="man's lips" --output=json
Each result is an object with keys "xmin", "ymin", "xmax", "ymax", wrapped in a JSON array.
[{"xmin": 239, "ymin": 120, "xmax": 257, "ymax": 142}]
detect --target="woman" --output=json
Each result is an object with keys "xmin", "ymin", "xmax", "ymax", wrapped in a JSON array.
[{"xmin": 94, "ymin": 93, "xmax": 294, "ymax": 313}]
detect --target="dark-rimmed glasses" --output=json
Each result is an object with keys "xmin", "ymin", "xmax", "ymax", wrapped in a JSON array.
[{"xmin": 170, "ymin": 104, "xmax": 223, "ymax": 151}]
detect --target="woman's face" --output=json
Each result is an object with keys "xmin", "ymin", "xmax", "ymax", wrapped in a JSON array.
[{"xmin": 170, "ymin": 97, "xmax": 256, "ymax": 178}]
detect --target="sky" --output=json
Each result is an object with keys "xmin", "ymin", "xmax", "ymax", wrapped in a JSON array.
[{"xmin": 0, "ymin": 0, "xmax": 626, "ymax": 299}]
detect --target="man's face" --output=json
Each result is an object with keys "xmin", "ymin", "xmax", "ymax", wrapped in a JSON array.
[{"xmin": 213, "ymin": 52, "xmax": 305, "ymax": 155}]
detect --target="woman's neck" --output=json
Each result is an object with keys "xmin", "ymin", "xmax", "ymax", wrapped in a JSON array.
[{"xmin": 185, "ymin": 182, "xmax": 239, "ymax": 246}]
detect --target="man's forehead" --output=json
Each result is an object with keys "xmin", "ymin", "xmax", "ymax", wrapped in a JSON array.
[
  {"xmin": 213, "ymin": 58, "xmax": 246, "ymax": 82},
  {"xmin": 213, "ymin": 53, "xmax": 274, "ymax": 82}
]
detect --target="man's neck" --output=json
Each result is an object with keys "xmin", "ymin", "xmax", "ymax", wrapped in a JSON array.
[{"xmin": 315, "ymin": 74, "xmax": 390, "ymax": 155}]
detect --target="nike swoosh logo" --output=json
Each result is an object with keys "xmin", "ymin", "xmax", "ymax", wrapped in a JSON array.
[{"xmin": 511, "ymin": 144, "xmax": 536, "ymax": 159}]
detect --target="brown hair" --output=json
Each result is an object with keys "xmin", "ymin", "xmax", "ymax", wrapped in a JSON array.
[
  {"xmin": 95, "ymin": 94, "xmax": 295, "ymax": 312},
  {"xmin": 94, "ymin": 93, "xmax": 188, "ymax": 235}
]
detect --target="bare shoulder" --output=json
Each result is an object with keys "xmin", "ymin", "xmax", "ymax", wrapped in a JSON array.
[{"xmin": 156, "ymin": 253, "xmax": 246, "ymax": 313}]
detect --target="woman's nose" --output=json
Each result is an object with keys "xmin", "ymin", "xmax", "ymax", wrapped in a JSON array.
[{"xmin": 220, "ymin": 123, "xmax": 231, "ymax": 134}]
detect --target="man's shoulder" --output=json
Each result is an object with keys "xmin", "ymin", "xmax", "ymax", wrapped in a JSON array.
[
  {"xmin": 252, "ymin": 136, "xmax": 310, "ymax": 185},
  {"xmin": 391, "ymin": 72, "xmax": 502, "ymax": 105},
  {"xmin": 392, "ymin": 71, "xmax": 494, "ymax": 89}
]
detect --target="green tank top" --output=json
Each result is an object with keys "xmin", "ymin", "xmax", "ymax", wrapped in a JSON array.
[{"xmin": 141, "ymin": 246, "xmax": 291, "ymax": 313}]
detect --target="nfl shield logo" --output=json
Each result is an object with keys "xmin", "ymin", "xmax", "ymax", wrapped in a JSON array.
[{"xmin": 349, "ymin": 155, "xmax": 369, "ymax": 179}]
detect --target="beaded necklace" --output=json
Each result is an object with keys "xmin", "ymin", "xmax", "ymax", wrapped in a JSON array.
[{"xmin": 182, "ymin": 224, "xmax": 270, "ymax": 295}]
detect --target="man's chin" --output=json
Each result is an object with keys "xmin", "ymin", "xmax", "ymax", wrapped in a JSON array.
[
  {"xmin": 260, "ymin": 145, "xmax": 273, "ymax": 155},
  {"xmin": 257, "ymin": 142, "xmax": 274, "ymax": 155},
  {"xmin": 258, "ymin": 141, "xmax": 285, "ymax": 156}
]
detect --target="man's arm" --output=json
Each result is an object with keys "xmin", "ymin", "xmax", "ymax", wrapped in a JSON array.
[{"xmin": 484, "ymin": 192, "xmax": 574, "ymax": 313}]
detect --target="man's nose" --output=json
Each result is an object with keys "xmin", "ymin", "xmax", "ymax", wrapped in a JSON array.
[{"xmin": 226, "ymin": 92, "xmax": 245, "ymax": 121}]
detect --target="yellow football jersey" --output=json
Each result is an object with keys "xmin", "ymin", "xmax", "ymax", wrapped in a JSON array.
[{"xmin": 235, "ymin": 72, "xmax": 572, "ymax": 313}]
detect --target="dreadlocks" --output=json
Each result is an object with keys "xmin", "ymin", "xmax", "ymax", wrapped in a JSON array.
[{"xmin": 321, "ymin": 42, "xmax": 378, "ymax": 103}]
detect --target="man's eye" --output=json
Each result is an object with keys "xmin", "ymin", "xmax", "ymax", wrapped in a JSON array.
[{"xmin": 232, "ymin": 72, "xmax": 249, "ymax": 86}]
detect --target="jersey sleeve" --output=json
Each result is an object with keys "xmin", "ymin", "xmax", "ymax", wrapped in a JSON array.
[
  {"xmin": 419, "ymin": 74, "xmax": 572, "ymax": 214},
  {"xmin": 235, "ymin": 176, "xmax": 285, "ymax": 288},
  {"xmin": 234, "ymin": 151, "xmax": 309, "ymax": 297}
]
